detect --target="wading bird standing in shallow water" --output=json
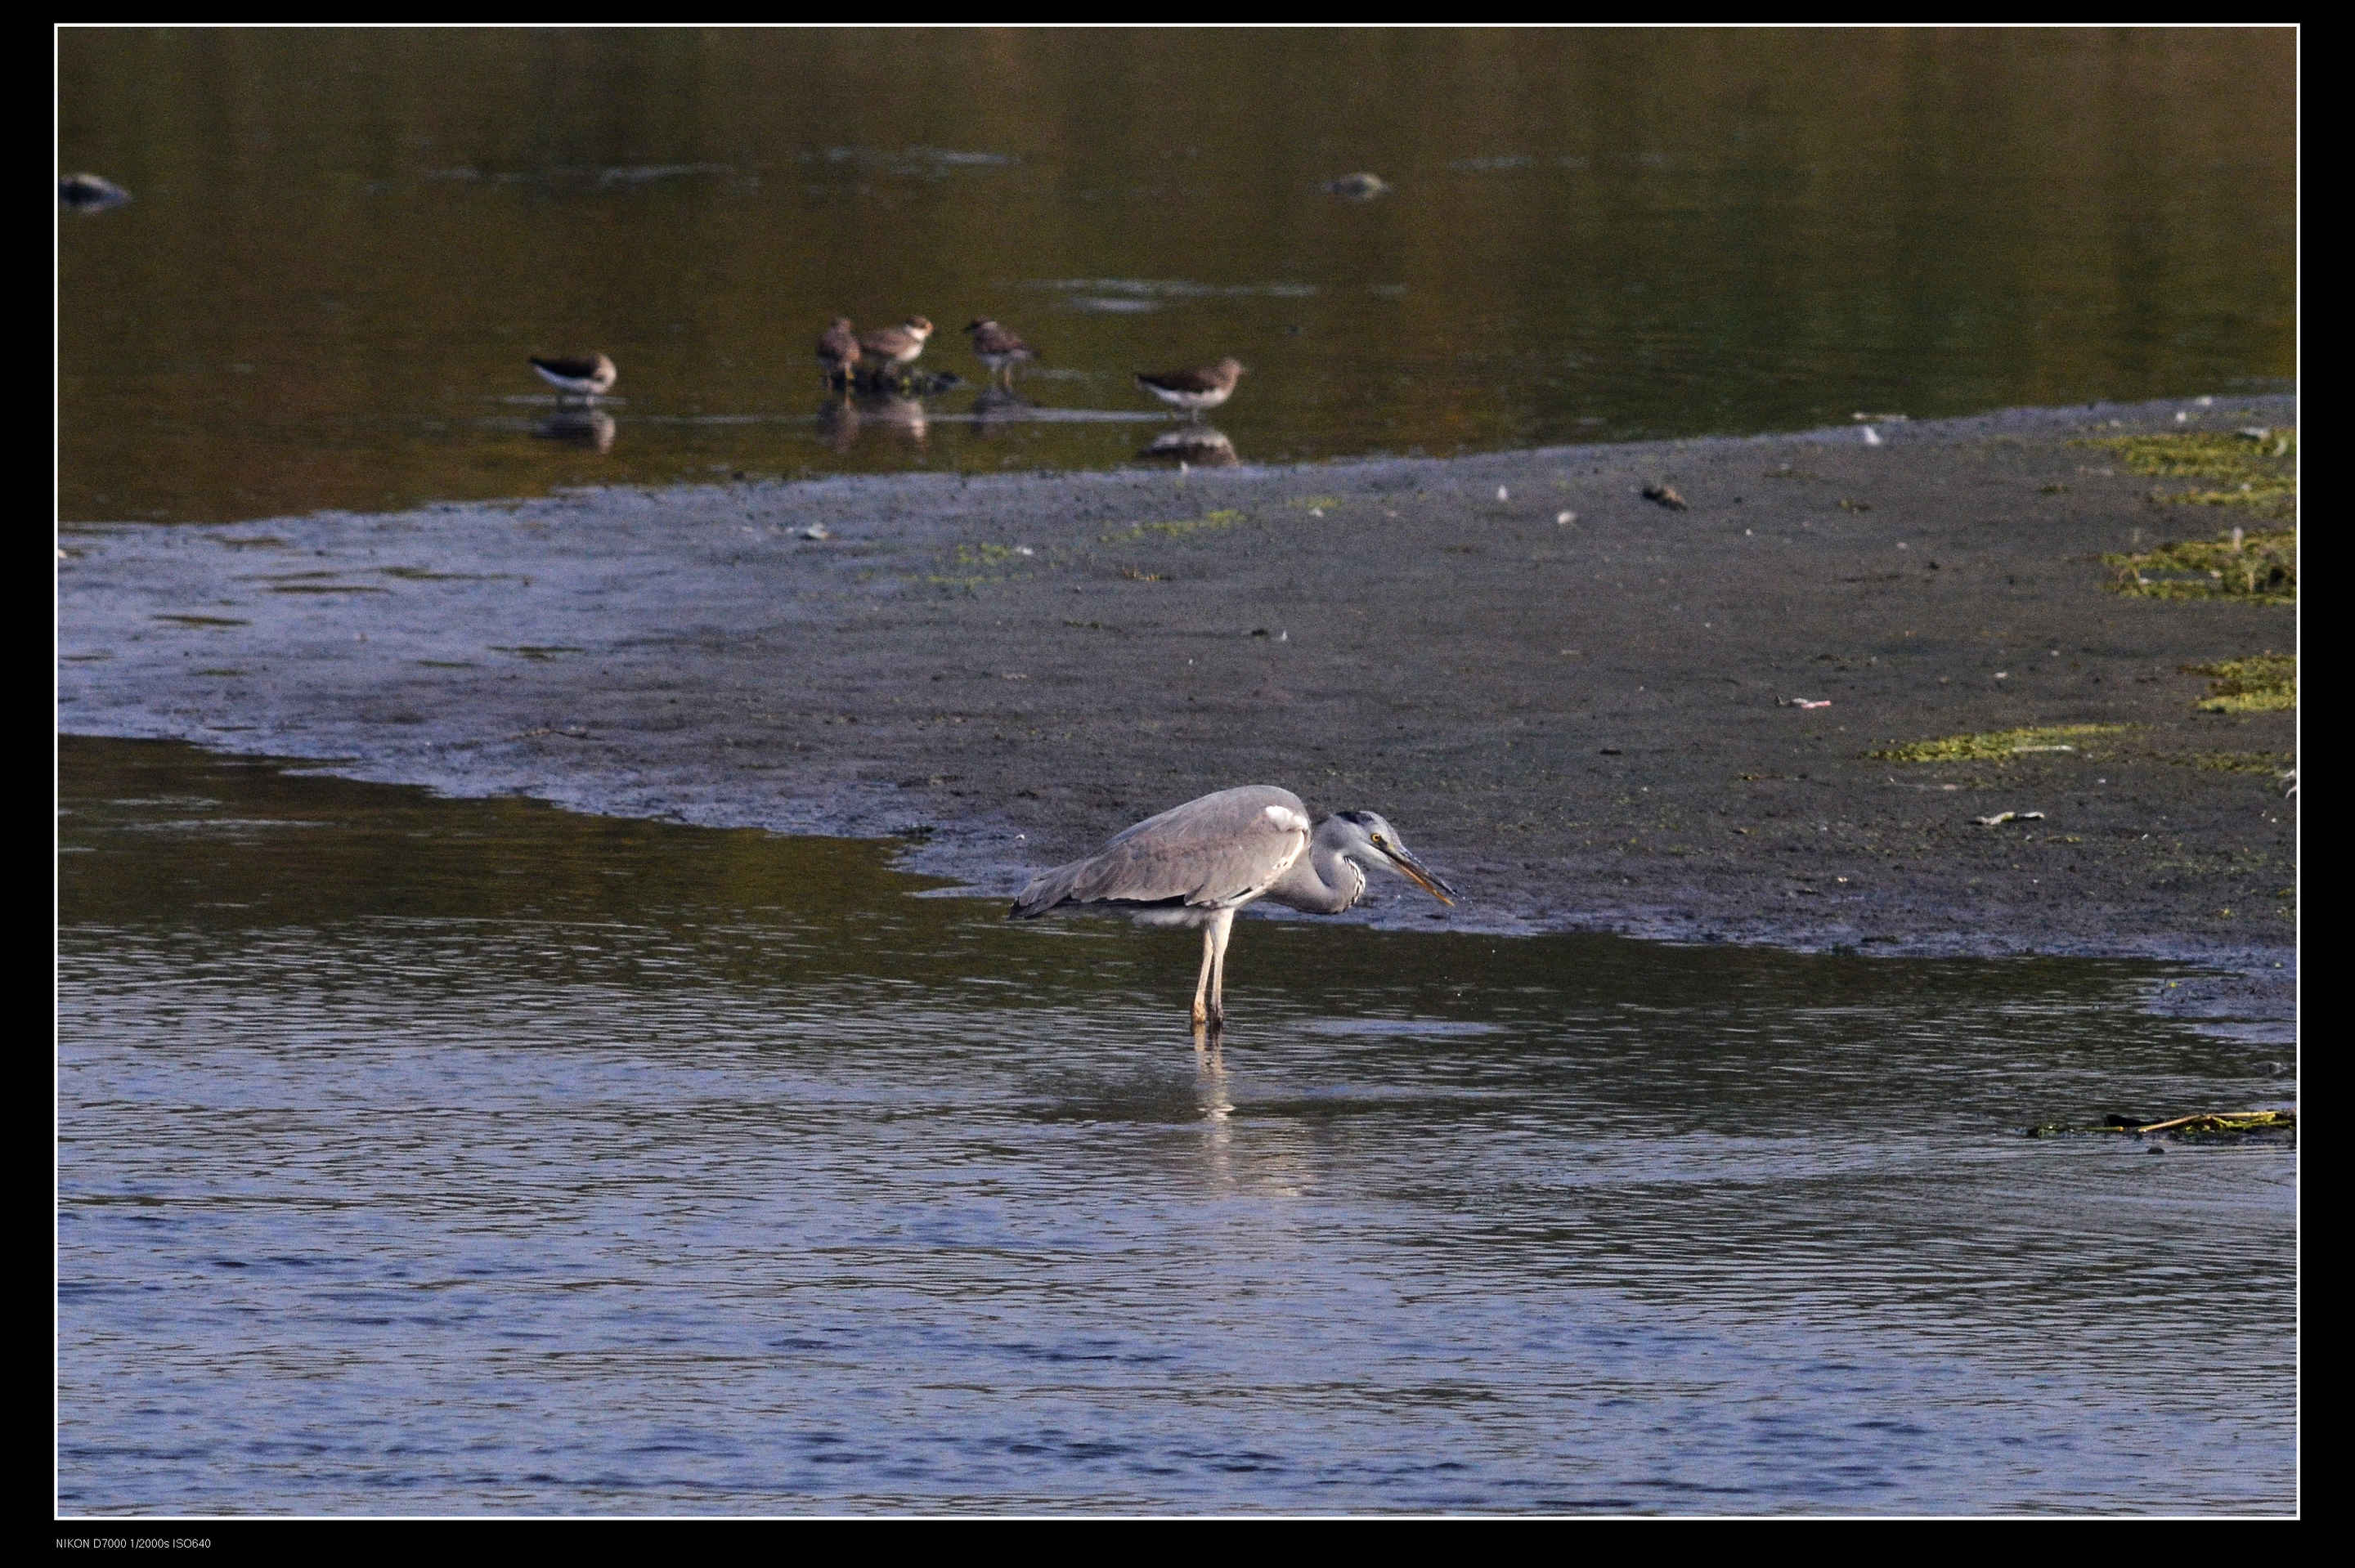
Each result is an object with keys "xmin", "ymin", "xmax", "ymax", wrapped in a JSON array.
[
  {"xmin": 528, "ymin": 353, "xmax": 618, "ymax": 401},
  {"xmin": 817, "ymin": 317, "xmax": 861, "ymax": 392},
  {"xmin": 1010, "ymin": 786, "xmax": 1458, "ymax": 1033},
  {"xmin": 964, "ymin": 318, "xmax": 1036, "ymax": 386},
  {"xmin": 1134, "ymin": 356, "xmax": 1246, "ymax": 419},
  {"xmin": 856, "ymin": 316, "xmax": 934, "ymax": 385}
]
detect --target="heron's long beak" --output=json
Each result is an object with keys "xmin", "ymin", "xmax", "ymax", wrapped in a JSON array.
[{"xmin": 1385, "ymin": 844, "xmax": 1459, "ymax": 907}]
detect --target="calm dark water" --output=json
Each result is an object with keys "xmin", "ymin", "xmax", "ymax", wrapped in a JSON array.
[
  {"xmin": 57, "ymin": 738, "xmax": 2296, "ymax": 1513},
  {"xmin": 58, "ymin": 27, "xmax": 2294, "ymax": 523}
]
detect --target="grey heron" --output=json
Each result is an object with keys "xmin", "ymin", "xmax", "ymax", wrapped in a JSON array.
[{"xmin": 1010, "ymin": 786, "xmax": 1458, "ymax": 1030}]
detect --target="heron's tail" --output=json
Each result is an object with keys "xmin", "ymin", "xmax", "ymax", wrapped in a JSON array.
[{"xmin": 1008, "ymin": 863, "xmax": 1079, "ymax": 920}]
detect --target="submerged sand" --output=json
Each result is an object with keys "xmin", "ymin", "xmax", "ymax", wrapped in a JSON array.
[{"xmin": 59, "ymin": 394, "xmax": 2297, "ymax": 1028}]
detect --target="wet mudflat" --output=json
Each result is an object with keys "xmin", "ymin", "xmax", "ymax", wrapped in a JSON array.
[
  {"xmin": 58, "ymin": 397, "xmax": 2299, "ymax": 1008},
  {"xmin": 58, "ymin": 738, "xmax": 2295, "ymax": 1513}
]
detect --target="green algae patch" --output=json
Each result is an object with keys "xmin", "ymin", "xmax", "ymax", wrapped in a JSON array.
[
  {"xmin": 2182, "ymin": 652, "xmax": 2295, "ymax": 712},
  {"xmin": 2077, "ymin": 427, "xmax": 2296, "ymax": 490},
  {"xmin": 2104, "ymin": 526, "xmax": 2295, "ymax": 603},
  {"xmin": 917, "ymin": 541, "xmax": 1043, "ymax": 593},
  {"xmin": 1100, "ymin": 508, "xmax": 1246, "ymax": 544},
  {"xmin": 1868, "ymin": 723, "xmax": 2130, "ymax": 763}
]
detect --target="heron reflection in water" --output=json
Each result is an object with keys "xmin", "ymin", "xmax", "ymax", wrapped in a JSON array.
[{"xmin": 1011, "ymin": 786, "xmax": 1458, "ymax": 1033}]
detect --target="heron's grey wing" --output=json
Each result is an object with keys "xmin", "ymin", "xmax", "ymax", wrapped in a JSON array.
[{"xmin": 1013, "ymin": 786, "xmax": 1312, "ymax": 915}]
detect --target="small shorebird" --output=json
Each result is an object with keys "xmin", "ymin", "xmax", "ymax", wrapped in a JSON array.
[
  {"xmin": 856, "ymin": 316, "xmax": 934, "ymax": 383},
  {"xmin": 1136, "ymin": 357, "xmax": 1245, "ymax": 419},
  {"xmin": 528, "ymin": 353, "xmax": 617, "ymax": 401},
  {"xmin": 963, "ymin": 319, "xmax": 1036, "ymax": 386},
  {"xmin": 817, "ymin": 317, "xmax": 862, "ymax": 392}
]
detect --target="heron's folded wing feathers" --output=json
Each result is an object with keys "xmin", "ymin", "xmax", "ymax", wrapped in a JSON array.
[{"xmin": 1017, "ymin": 787, "xmax": 1311, "ymax": 913}]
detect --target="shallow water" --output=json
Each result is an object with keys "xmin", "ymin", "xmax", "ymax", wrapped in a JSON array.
[
  {"xmin": 57, "ymin": 738, "xmax": 2295, "ymax": 1513},
  {"xmin": 59, "ymin": 28, "xmax": 2294, "ymax": 522}
]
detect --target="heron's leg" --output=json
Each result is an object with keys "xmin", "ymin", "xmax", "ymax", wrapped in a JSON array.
[
  {"xmin": 1191, "ymin": 923, "xmax": 1217, "ymax": 1027},
  {"xmin": 1205, "ymin": 908, "xmax": 1236, "ymax": 1028}
]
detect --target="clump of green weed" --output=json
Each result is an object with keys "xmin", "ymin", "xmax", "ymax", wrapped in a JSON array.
[
  {"xmin": 1868, "ymin": 724, "xmax": 2130, "ymax": 763},
  {"xmin": 2104, "ymin": 526, "xmax": 2295, "ymax": 603},
  {"xmin": 2078, "ymin": 428, "xmax": 2298, "ymax": 519},
  {"xmin": 1100, "ymin": 508, "xmax": 1245, "ymax": 544},
  {"xmin": 2182, "ymin": 653, "xmax": 2295, "ymax": 713}
]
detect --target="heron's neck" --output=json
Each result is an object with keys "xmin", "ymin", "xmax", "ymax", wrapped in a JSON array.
[{"xmin": 1272, "ymin": 827, "xmax": 1368, "ymax": 914}]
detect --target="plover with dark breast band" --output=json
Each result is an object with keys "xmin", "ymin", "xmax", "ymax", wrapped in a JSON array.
[
  {"xmin": 1135, "ymin": 357, "xmax": 1245, "ymax": 419},
  {"xmin": 818, "ymin": 317, "xmax": 862, "ymax": 391},
  {"xmin": 963, "ymin": 319, "xmax": 1036, "ymax": 385},
  {"xmin": 528, "ymin": 353, "xmax": 617, "ymax": 401}
]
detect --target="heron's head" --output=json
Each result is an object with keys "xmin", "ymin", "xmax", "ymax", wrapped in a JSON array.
[{"xmin": 1330, "ymin": 811, "xmax": 1458, "ymax": 906}]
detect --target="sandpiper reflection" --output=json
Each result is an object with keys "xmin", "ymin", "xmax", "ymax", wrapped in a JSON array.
[
  {"xmin": 1137, "ymin": 426, "xmax": 1238, "ymax": 466},
  {"xmin": 818, "ymin": 392, "xmax": 929, "ymax": 451},
  {"xmin": 532, "ymin": 409, "xmax": 617, "ymax": 452},
  {"xmin": 971, "ymin": 382, "xmax": 1036, "ymax": 427}
]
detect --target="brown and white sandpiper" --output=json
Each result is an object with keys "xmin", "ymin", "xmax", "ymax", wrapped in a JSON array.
[
  {"xmin": 529, "ymin": 353, "xmax": 618, "ymax": 401},
  {"xmin": 856, "ymin": 316, "xmax": 934, "ymax": 382},
  {"xmin": 963, "ymin": 318, "xmax": 1036, "ymax": 385},
  {"xmin": 818, "ymin": 317, "xmax": 862, "ymax": 391},
  {"xmin": 1135, "ymin": 357, "xmax": 1245, "ymax": 419}
]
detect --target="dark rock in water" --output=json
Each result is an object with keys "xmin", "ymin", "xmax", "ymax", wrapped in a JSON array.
[{"xmin": 60, "ymin": 172, "xmax": 132, "ymax": 212}]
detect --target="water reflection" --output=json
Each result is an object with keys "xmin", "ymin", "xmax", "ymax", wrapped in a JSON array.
[
  {"xmin": 532, "ymin": 408, "xmax": 617, "ymax": 451},
  {"xmin": 971, "ymin": 383, "xmax": 1038, "ymax": 424},
  {"xmin": 56, "ymin": 737, "xmax": 2294, "ymax": 1513},
  {"xmin": 1137, "ymin": 426, "xmax": 1239, "ymax": 465},
  {"xmin": 818, "ymin": 392, "xmax": 930, "ymax": 451}
]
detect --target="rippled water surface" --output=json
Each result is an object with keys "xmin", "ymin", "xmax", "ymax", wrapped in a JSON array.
[{"xmin": 57, "ymin": 739, "xmax": 2296, "ymax": 1513}]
